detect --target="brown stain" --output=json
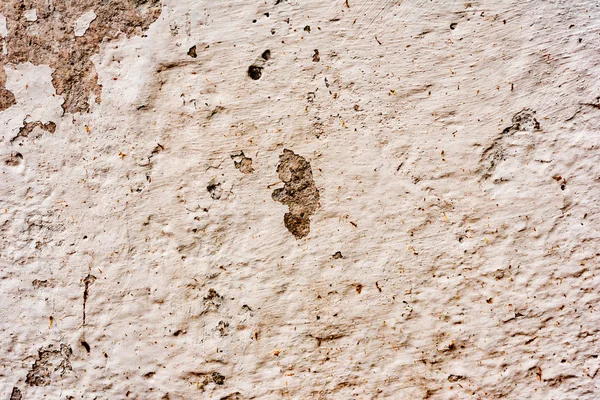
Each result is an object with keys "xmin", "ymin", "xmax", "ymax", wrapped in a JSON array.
[
  {"xmin": 186, "ymin": 370, "xmax": 226, "ymax": 390},
  {"xmin": 25, "ymin": 344, "xmax": 73, "ymax": 386},
  {"xmin": 272, "ymin": 149, "xmax": 320, "ymax": 239},
  {"xmin": 0, "ymin": 0, "xmax": 161, "ymax": 113},
  {"xmin": 10, "ymin": 387, "xmax": 22, "ymax": 400},
  {"xmin": 11, "ymin": 120, "xmax": 56, "ymax": 142},
  {"xmin": 231, "ymin": 151, "xmax": 254, "ymax": 174},
  {"xmin": 0, "ymin": 68, "xmax": 16, "ymax": 110}
]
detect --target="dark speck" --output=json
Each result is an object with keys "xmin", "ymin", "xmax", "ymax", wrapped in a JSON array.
[
  {"xmin": 312, "ymin": 49, "xmax": 320, "ymax": 62},
  {"xmin": 248, "ymin": 65, "xmax": 263, "ymax": 80},
  {"xmin": 10, "ymin": 387, "xmax": 22, "ymax": 400},
  {"xmin": 81, "ymin": 341, "xmax": 91, "ymax": 353},
  {"xmin": 212, "ymin": 372, "xmax": 226, "ymax": 385},
  {"xmin": 262, "ymin": 49, "xmax": 271, "ymax": 60},
  {"xmin": 450, "ymin": 22, "xmax": 457, "ymax": 30}
]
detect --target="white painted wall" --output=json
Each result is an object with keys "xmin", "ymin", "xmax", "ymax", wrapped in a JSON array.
[{"xmin": 2, "ymin": 1, "xmax": 600, "ymax": 398}]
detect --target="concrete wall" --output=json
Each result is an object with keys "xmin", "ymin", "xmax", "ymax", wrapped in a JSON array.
[{"xmin": 1, "ymin": 1, "xmax": 600, "ymax": 398}]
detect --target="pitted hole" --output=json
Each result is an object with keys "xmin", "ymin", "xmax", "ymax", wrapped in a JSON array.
[
  {"xmin": 248, "ymin": 65, "xmax": 263, "ymax": 80},
  {"xmin": 81, "ymin": 341, "xmax": 90, "ymax": 353}
]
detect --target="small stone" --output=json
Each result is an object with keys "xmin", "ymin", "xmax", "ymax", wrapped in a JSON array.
[
  {"xmin": 24, "ymin": 9, "xmax": 37, "ymax": 22},
  {"xmin": 74, "ymin": 11, "xmax": 97, "ymax": 37}
]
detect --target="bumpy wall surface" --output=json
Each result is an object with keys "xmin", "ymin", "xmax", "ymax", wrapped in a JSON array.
[{"xmin": 1, "ymin": 1, "xmax": 600, "ymax": 399}]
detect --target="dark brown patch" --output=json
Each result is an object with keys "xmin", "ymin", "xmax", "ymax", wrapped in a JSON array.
[
  {"xmin": 32, "ymin": 279, "xmax": 51, "ymax": 289},
  {"xmin": 312, "ymin": 49, "xmax": 320, "ymax": 62},
  {"xmin": 187, "ymin": 45, "xmax": 197, "ymax": 58},
  {"xmin": 247, "ymin": 65, "xmax": 262, "ymax": 80},
  {"xmin": 207, "ymin": 181, "xmax": 223, "ymax": 200},
  {"xmin": 203, "ymin": 288, "xmax": 222, "ymax": 312},
  {"xmin": 212, "ymin": 372, "xmax": 226, "ymax": 385},
  {"xmin": 10, "ymin": 387, "xmax": 22, "ymax": 400},
  {"xmin": 0, "ymin": 68, "xmax": 16, "ymax": 111},
  {"xmin": 80, "ymin": 340, "xmax": 91, "ymax": 353},
  {"xmin": 501, "ymin": 108, "xmax": 540, "ymax": 134},
  {"xmin": 447, "ymin": 374, "xmax": 464, "ymax": 382},
  {"xmin": 12, "ymin": 121, "xmax": 56, "ymax": 142},
  {"xmin": 82, "ymin": 274, "xmax": 96, "ymax": 326},
  {"xmin": 26, "ymin": 344, "xmax": 73, "ymax": 386},
  {"xmin": 272, "ymin": 149, "xmax": 320, "ymax": 239},
  {"xmin": 217, "ymin": 320, "xmax": 230, "ymax": 336},
  {"xmin": 187, "ymin": 370, "xmax": 227, "ymax": 390},
  {"xmin": 0, "ymin": 0, "xmax": 161, "ymax": 113},
  {"xmin": 553, "ymin": 174, "xmax": 567, "ymax": 190},
  {"xmin": 5, "ymin": 152, "xmax": 23, "ymax": 166}
]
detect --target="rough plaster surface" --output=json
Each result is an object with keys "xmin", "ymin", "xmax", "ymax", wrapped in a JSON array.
[{"xmin": 1, "ymin": 1, "xmax": 600, "ymax": 399}]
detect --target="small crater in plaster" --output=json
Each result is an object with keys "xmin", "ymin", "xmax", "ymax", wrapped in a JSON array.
[
  {"xmin": 11, "ymin": 120, "xmax": 56, "ymax": 142},
  {"xmin": 231, "ymin": 151, "xmax": 254, "ymax": 174},
  {"xmin": 212, "ymin": 371, "xmax": 226, "ymax": 385},
  {"xmin": 312, "ymin": 49, "xmax": 320, "ymax": 62},
  {"xmin": 207, "ymin": 181, "xmax": 223, "ymax": 200},
  {"xmin": 80, "ymin": 340, "xmax": 91, "ymax": 353},
  {"xmin": 248, "ymin": 65, "xmax": 263, "ymax": 80},
  {"xmin": 5, "ymin": 152, "xmax": 23, "ymax": 166},
  {"xmin": 26, "ymin": 344, "xmax": 73, "ymax": 386},
  {"xmin": 10, "ymin": 387, "xmax": 22, "ymax": 400},
  {"xmin": 502, "ymin": 108, "xmax": 540, "ymax": 134},
  {"xmin": 272, "ymin": 149, "xmax": 320, "ymax": 239},
  {"xmin": 32, "ymin": 279, "xmax": 52, "ymax": 289}
]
